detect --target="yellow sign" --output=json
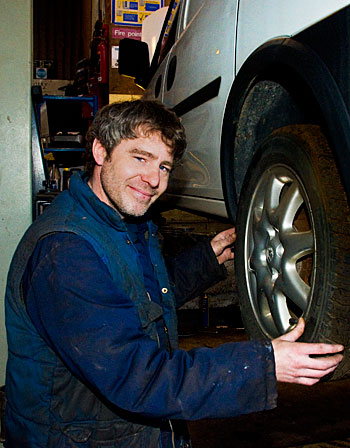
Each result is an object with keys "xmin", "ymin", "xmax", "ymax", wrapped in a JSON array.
[{"xmin": 112, "ymin": 1, "xmax": 164, "ymax": 26}]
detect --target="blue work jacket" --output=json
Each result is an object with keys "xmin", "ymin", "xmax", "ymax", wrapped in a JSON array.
[{"xmin": 5, "ymin": 172, "xmax": 277, "ymax": 448}]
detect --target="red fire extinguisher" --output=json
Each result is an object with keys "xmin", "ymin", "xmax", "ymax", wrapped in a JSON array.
[{"xmin": 96, "ymin": 24, "xmax": 108, "ymax": 84}]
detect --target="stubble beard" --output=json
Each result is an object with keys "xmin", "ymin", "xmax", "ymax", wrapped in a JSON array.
[{"xmin": 100, "ymin": 170, "xmax": 154, "ymax": 219}]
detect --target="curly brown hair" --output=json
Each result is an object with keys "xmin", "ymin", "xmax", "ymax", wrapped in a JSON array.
[{"xmin": 85, "ymin": 100, "xmax": 186, "ymax": 176}]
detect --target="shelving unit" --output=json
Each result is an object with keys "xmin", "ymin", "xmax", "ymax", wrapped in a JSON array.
[
  {"xmin": 32, "ymin": 92, "xmax": 98, "ymax": 218},
  {"xmin": 42, "ymin": 94, "xmax": 98, "ymax": 158},
  {"xmin": 41, "ymin": 94, "xmax": 98, "ymax": 180}
]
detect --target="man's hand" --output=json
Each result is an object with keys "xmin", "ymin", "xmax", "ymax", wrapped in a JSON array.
[
  {"xmin": 272, "ymin": 318, "xmax": 344, "ymax": 386},
  {"xmin": 210, "ymin": 227, "xmax": 236, "ymax": 264}
]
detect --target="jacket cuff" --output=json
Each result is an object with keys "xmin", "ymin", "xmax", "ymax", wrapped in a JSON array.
[
  {"xmin": 261, "ymin": 339, "xmax": 278, "ymax": 410},
  {"xmin": 201, "ymin": 238, "xmax": 228, "ymax": 281}
]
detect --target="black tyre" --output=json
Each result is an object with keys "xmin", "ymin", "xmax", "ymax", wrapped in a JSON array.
[{"xmin": 235, "ymin": 125, "xmax": 350, "ymax": 379}]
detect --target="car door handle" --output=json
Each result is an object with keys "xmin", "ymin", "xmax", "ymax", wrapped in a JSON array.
[{"xmin": 167, "ymin": 56, "xmax": 177, "ymax": 91}]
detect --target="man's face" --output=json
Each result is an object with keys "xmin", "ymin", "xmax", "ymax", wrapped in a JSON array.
[{"xmin": 96, "ymin": 131, "xmax": 174, "ymax": 218}]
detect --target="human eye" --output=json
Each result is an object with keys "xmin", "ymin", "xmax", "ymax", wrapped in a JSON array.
[{"xmin": 160, "ymin": 164, "xmax": 171, "ymax": 174}]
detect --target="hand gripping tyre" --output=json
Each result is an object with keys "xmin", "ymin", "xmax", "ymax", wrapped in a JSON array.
[{"xmin": 235, "ymin": 125, "xmax": 350, "ymax": 380}]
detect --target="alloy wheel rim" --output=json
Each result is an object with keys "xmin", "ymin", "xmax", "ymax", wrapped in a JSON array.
[{"xmin": 244, "ymin": 163, "xmax": 315, "ymax": 338}]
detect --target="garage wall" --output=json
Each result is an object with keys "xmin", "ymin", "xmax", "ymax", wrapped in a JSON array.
[{"xmin": 0, "ymin": 0, "xmax": 33, "ymax": 384}]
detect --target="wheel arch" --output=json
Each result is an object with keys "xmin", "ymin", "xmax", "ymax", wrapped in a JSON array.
[{"xmin": 221, "ymin": 37, "xmax": 350, "ymax": 222}]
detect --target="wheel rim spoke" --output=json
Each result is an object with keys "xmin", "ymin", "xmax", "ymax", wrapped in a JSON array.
[
  {"xmin": 263, "ymin": 175, "xmax": 281, "ymax": 227},
  {"xmin": 275, "ymin": 180, "xmax": 303, "ymax": 231},
  {"xmin": 268, "ymin": 291, "xmax": 290, "ymax": 334},
  {"xmin": 283, "ymin": 230, "xmax": 314, "ymax": 258},
  {"xmin": 276, "ymin": 265, "xmax": 309, "ymax": 311}
]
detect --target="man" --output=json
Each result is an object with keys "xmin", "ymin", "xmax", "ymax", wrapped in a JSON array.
[{"xmin": 5, "ymin": 100, "xmax": 343, "ymax": 448}]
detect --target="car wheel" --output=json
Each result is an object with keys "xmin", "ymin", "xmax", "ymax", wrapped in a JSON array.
[{"xmin": 235, "ymin": 124, "xmax": 350, "ymax": 379}]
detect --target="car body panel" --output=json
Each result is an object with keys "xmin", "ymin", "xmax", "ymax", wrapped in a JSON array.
[
  {"xmin": 236, "ymin": 0, "xmax": 350, "ymax": 72},
  {"xmin": 142, "ymin": 0, "xmax": 350, "ymax": 218},
  {"xmin": 145, "ymin": 0, "xmax": 238, "ymax": 214}
]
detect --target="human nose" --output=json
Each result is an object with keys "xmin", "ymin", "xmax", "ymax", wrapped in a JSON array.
[{"xmin": 141, "ymin": 166, "xmax": 160, "ymax": 188}]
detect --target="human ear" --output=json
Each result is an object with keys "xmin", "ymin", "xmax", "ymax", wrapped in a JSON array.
[{"xmin": 92, "ymin": 139, "xmax": 107, "ymax": 166}]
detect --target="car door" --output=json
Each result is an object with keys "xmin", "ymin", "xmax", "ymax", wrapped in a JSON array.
[{"xmin": 145, "ymin": 0, "xmax": 239, "ymax": 216}]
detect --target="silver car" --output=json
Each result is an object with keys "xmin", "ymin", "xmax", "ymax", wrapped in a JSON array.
[{"xmin": 119, "ymin": 0, "xmax": 350, "ymax": 379}]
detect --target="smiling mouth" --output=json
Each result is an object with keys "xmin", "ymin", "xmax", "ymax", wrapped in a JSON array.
[{"xmin": 129, "ymin": 186, "xmax": 156, "ymax": 200}]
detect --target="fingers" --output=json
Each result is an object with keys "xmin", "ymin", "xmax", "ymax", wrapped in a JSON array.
[
  {"xmin": 211, "ymin": 227, "xmax": 236, "ymax": 264},
  {"xmin": 274, "ymin": 318, "xmax": 344, "ymax": 355},
  {"xmin": 211, "ymin": 227, "xmax": 236, "ymax": 249},
  {"xmin": 214, "ymin": 227, "xmax": 236, "ymax": 240},
  {"xmin": 299, "ymin": 353, "xmax": 344, "ymax": 372},
  {"xmin": 272, "ymin": 333, "xmax": 344, "ymax": 385},
  {"xmin": 216, "ymin": 247, "xmax": 235, "ymax": 264},
  {"xmin": 277, "ymin": 317, "xmax": 305, "ymax": 342},
  {"xmin": 298, "ymin": 342, "xmax": 344, "ymax": 356},
  {"xmin": 288, "ymin": 355, "xmax": 343, "ymax": 386}
]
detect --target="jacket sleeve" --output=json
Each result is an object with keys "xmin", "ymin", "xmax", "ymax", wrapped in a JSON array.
[
  {"xmin": 165, "ymin": 239, "xmax": 228, "ymax": 308},
  {"xmin": 24, "ymin": 233, "xmax": 277, "ymax": 421}
]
